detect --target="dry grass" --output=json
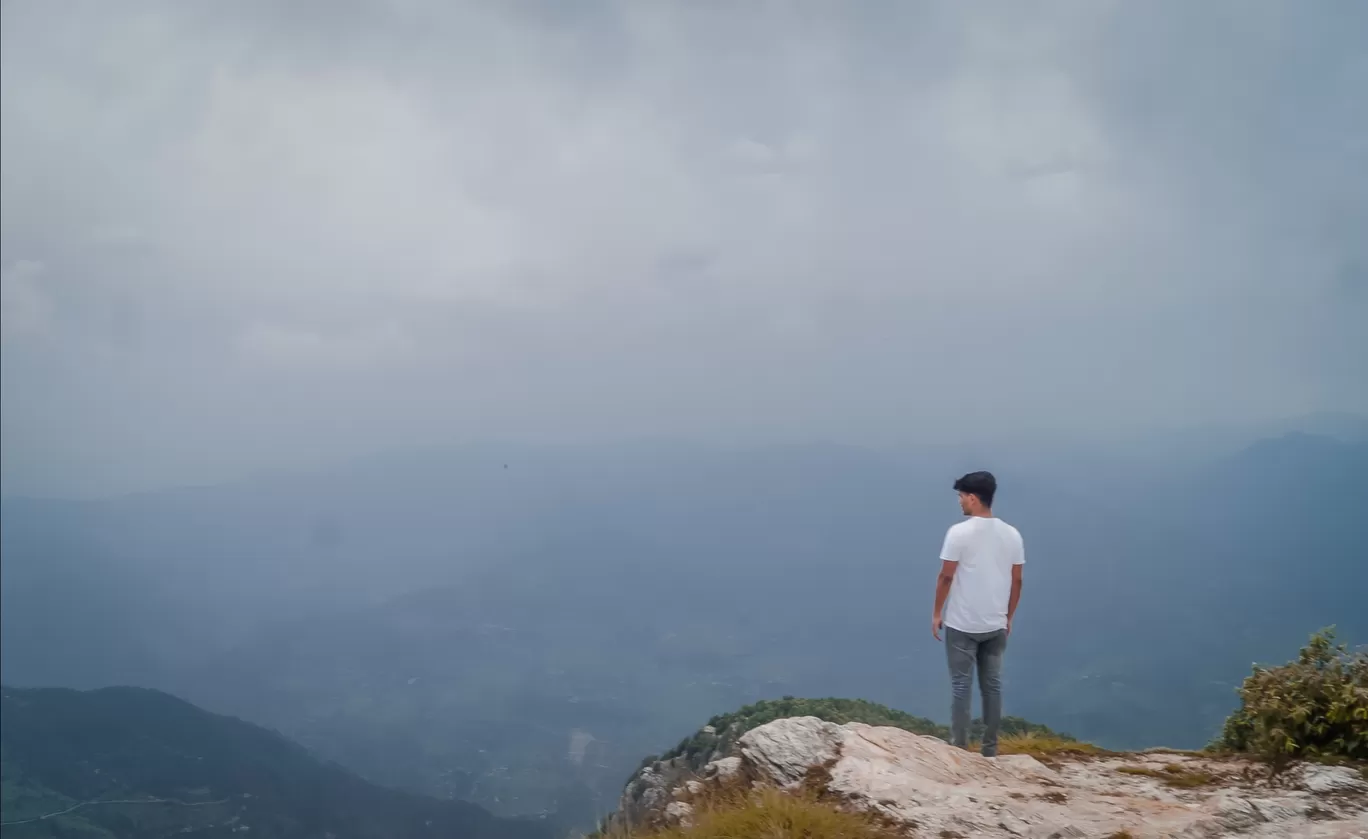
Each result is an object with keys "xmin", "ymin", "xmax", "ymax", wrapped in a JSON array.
[
  {"xmin": 1139, "ymin": 747, "xmax": 1207, "ymax": 758},
  {"xmin": 1115, "ymin": 763, "xmax": 1218, "ymax": 789},
  {"xmin": 994, "ymin": 732, "xmax": 1109, "ymax": 759},
  {"xmin": 616, "ymin": 787, "xmax": 910, "ymax": 839}
]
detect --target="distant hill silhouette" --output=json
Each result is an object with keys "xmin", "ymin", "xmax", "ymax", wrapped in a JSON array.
[{"xmin": 0, "ymin": 685, "xmax": 552, "ymax": 839}]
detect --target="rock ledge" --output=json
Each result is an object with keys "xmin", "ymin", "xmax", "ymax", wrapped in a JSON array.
[{"xmin": 610, "ymin": 716, "xmax": 1367, "ymax": 839}]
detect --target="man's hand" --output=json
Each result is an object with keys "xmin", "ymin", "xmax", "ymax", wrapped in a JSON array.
[
  {"xmin": 1006, "ymin": 616, "xmax": 1014, "ymax": 637},
  {"xmin": 932, "ymin": 613, "xmax": 944, "ymax": 641}
]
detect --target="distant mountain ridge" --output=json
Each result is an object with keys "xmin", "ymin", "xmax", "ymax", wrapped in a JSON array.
[{"xmin": 0, "ymin": 686, "xmax": 551, "ymax": 839}]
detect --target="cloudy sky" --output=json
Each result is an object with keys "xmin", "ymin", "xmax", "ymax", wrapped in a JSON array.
[{"xmin": 3, "ymin": 1, "xmax": 1365, "ymax": 496}]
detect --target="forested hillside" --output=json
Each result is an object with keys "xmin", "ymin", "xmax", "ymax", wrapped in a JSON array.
[{"xmin": 0, "ymin": 686, "xmax": 551, "ymax": 839}]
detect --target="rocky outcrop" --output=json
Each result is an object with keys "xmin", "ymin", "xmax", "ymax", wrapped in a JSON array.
[
  {"xmin": 615, "ymin": 752, "xmax": 742, "ymax": 831},
  {"xmin": 609, "ymin": 716, "xmax": 1368, "ymax": 838}
]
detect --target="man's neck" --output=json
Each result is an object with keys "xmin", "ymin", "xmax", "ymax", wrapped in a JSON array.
[{"xmin": 969, "ymin": 509, "xmax": 994, "ymax": 518}]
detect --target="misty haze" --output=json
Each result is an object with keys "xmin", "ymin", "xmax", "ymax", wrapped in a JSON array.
[{"xmin": 2, "ymin": 2, "xmax": 1366, "ymax": 838}]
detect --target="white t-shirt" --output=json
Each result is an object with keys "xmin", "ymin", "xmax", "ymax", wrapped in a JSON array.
[{"xmin": 939, "ymin": 516, "xmax": 1025, "ymax": 634}]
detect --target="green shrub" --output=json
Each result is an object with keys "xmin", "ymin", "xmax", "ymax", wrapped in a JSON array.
[{"xmin": 1219, "ymin": 628, "xmax": 1368, "ymax": 766}]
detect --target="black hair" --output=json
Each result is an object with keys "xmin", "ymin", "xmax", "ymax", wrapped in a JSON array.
[{"xmin": 953, "ymin": 471, "xmax": 997, "ymax": 508}]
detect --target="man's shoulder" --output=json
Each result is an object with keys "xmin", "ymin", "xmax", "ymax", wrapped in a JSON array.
[
  {"xmin": 946, "ymin": 518, "xmax": 1023, "ymax": 544},
  {"xmin": 945, "ymin": 519, "xmax": 976, "ymax": 537},
  {"xmin": 995, "ymin": 517, "xmax": 1028, "ymax": 541}
]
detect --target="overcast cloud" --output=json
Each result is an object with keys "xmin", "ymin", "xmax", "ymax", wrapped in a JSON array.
[{"xmin": 3, "ymin": 0, "xmax": 1366, "ymax": 496}]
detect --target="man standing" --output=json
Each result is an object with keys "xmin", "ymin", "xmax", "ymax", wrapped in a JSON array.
[{"xmin": 931, "ymin": 471, "xmax": 1024, "ymax": 757}]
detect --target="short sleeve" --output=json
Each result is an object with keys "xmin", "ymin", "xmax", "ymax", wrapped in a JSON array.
[
  {"xmin": 1013, "ymin": 531, "xmax": 1026, "ymax": 565},
  {"xmin": 939, "ymin": 527, "xmax": 961, "ymax": 563}
]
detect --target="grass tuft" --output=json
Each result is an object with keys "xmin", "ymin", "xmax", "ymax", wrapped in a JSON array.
[
  {"xmin": 995, "ymin": 732, "xmax": 1108, "ymax": 759},
  {"xmin": 612, "ymin": 787, "xmax": 909, "ymax": 839},
  {"xmin": 1116, "ymin": 764, "xmax": 1218, "ymax": 788}
]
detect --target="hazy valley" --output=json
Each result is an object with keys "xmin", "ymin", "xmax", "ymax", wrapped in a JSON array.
[{"xmin": 4, "ymin": 430, "xmax": 1365, "ymax": 832}]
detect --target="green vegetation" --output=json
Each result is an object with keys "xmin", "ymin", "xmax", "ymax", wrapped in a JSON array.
[
  {"xmin": 0, "ymin": 686, "xmax": 551, "ymax": 839},
  {"xmin": 0, "ymin": 748, "xmax": 80, "ymax": 827},
  {"xmin": 651, "ymin": 697, "xmax": 1074, "ymax": 776},
  {"xmin": 646, "ymin": 698, "xmax": 944, "ymax": 773},
  {"xmin": 704, "ymin": 697, "xmax": 944, "ymax": 735},
  {"xmin": 1217, "ymin": 628, "xmax": 1368, "ymax": 767}
]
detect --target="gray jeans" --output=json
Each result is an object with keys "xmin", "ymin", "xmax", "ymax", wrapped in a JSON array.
[{"xmin": 945, "ymin": 626, "xmax": 1007, "ymax": 757}]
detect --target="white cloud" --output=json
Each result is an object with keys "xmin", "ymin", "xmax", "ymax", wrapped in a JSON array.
[
  {"xmin": 92, "ymin": 223, "xmax": 145, "ymax": 244},
  {"xmin": 237, "ymin": 320, "xmax": 417, "ymax": 371},
  {"xmin": 0, "ymin": 1, "xmax": 1364, "ymax": 493},
  {"xmin": 1, "ymin": 261, "xmax": 51, "ymax": 341}
]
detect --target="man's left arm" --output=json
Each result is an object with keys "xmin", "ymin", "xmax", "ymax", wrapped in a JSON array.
[
  {"xmin": 1006, "ymin": 534, "xmax": 1025, "ymax": 635},
  {"xmin": 1006, "ymin": 564, "xmax": 1023, "ymax": 635}
]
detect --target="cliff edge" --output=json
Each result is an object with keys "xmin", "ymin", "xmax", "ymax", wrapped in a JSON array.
[{"xmin": 608, "ymin": 716, "xmax": 1367, "ymax": 839}]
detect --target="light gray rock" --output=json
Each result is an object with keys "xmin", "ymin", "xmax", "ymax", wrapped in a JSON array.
[
  {"xmin": 703, "ymin": 756, "xmax": 742, "ymax": 780},
  {"xmin": 621, "ymin": 717, "xmax": 1368, "ymax": 839},
  {"xmin": 638, "ymin": 786, "xmax": 667, "ymax": 812},
  {"xmin": 662, "ymin": 801, "xmax": 693, "ymax": 826},
  {"xmin": 737, "ymin": 716, "xmax": 842, "ymax": 787},
  {"xmin": 613, "ymin": 757, "xmax": 694, "ymax": 831},
  {"xmin": 1297, "ymin": 763, "xmax": 1368, "ymax": 794}
]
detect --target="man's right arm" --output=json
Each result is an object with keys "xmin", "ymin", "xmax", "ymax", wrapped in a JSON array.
[
  {"xmin": 932, "ymin": 560, "xmax": 956, "ymax": 641},
  {"xmin": 932, "ymin": 527, "xmax": 960, "ymax": 641}
]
